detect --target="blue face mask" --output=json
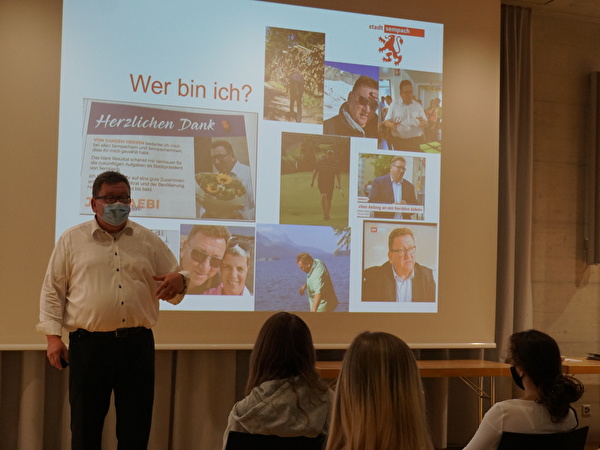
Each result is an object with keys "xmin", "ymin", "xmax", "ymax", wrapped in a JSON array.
[{"xmin": 101, "ymin": 203, "xmax": 130, "ymax": 226}]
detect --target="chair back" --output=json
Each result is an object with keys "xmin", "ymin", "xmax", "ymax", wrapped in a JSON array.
[
  {"xmin": 497, "ymin": 426, "xmax": 589, "ymax": 450},
  {"xmin": 225, "ymin": 431, "xmax": 326, "ymax": 450}
]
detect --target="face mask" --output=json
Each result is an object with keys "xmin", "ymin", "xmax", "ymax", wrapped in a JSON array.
[
  {"xmin": 101, "ymin": 203, "xmax": 130, "ymax": 226},
  {"xmin": 510, "ymin": 366, "xmax": 525, "ymax": 390}
]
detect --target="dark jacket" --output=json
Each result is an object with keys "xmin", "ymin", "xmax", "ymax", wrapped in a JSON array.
[
  {"xmin": 368, "ymin": 174, "xmax": 418, "ymax": 219},
  {"xmin": 323, "ymin": 103, "xmax": 378, "ymax": 138},
  {"xmin": 362, "ymin": 261, "xmax": 436, "ymax": 302}
]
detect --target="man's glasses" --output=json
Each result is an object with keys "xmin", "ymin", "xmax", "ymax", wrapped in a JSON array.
[
  {"xmin": 391, "ymin": 164, "xmax": 406, "ymax": 172},
  {"xmin": 390, "ymin": 246, "xmax": 417, "ymax": 257},
  {"xmin": 211, "ymin": 152, "xmax": 231, "ymax": 161},
  {"xmin": 355, "ymin": 94, "xmax": 379, "ymax": 110},
  {"xmin": 94, "ymin": 195, "xmax": 132, "ymax": 204},
  {"xmin": 186, "ymin": 245, "xmax": 223, "ymax": 268}
]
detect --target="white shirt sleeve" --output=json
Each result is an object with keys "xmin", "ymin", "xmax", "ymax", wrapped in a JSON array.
[{"xmin": 462, "ymin": 403, "xmax": 504, "ymax": 450}]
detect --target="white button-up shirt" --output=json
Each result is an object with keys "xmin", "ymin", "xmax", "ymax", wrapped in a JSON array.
[
  {"xmin": 385, "ymin": 99, "xmax": 426, "ymax": 138},
  {"xmin": 393, "ymin": 265, "xmax": 414, "ymax": 302},
  {"xmin": 37, "ymin": 219, "xmax": 186, "ymax": 336}
]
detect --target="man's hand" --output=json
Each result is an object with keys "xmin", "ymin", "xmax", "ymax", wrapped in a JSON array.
[
  {"xmin": 299, "ymin": 284, "xmax": 307, "ymax": 296},
  {"xmin": 154, "ymin": 272, "xmax": 185, "ymax": 300},
  {"xmin": 383, "ymin": 119, "xmax": 400, "ymax": 129},
  {"xmin": 46, "ymin": 335, "xmax": 68, "ymax": 370}
]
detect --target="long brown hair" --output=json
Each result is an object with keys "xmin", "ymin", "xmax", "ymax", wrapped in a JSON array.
[
  {"xmin": 245, "ymin": 312, "xmax": 326, "ymax": 395},
  {"xmin": 326, "ymin": 332, "xmax": 433, "ymax": 450}
]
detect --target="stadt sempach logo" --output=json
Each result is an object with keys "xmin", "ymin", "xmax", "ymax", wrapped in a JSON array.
[{"xmin": 378, "ymin": 34, "xmax": 403, "ymax": 65}]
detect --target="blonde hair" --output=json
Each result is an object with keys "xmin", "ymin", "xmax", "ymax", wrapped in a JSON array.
[{"xmin": 326, "ymin": 332, "xmax": 433, "ymax": 450}]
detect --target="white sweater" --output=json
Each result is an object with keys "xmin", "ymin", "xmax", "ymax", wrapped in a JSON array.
[{"xmin": 463, "ymin": 399, "xmax": 577, "ymax": 450}]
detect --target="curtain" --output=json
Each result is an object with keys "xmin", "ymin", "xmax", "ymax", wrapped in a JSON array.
[
  {"xmin": 0, "ymin": 350, "xmax": 238, "ymax": 450},
  {"xmin": 489, "ymin": 5, "xmax": 534, "ymax": 362}
]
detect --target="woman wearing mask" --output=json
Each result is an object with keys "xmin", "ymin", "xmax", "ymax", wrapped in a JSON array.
[{"xmin": 463, "ymin": 329, "xmax": 584, "ymax": 449}]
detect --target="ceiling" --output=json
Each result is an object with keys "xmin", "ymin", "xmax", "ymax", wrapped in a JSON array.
[{"xmin": 503, "ymin": 0, "xmax": 600, "ymax": 21}]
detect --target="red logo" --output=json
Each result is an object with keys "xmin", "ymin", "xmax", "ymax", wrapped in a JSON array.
[{"xmin": 378, "ymin": 34, "xmax": 403, "ymax": 66}]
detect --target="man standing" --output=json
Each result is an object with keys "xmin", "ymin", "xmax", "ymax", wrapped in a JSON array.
[
  {"xmin": 180, "ymin": 225, "xmax": 230, "ymax": 294},
  {"xmin": 208, "ymin": 139, "xmax": 255, "ymax": 220},
  {"xmin": 288, "ymin": 68, "xmax": 305, "ymax": 123},
  {"xmin": 323, "ymin": 75, "xmax": 379, "ymax": 138},
  {"xmin": 362, "ymin": 228, "xmax": 435, "ymax": 302},
  {"xmin": 37, "ymin": 171, "xmax": 189, "ymax": 450},
  {"xmin": 379, "ymin": 95, "xmax": 386, "ymax": 117},
  {"xmin": 297, "ymin": 253, "xmax": 338, "ymax": 312},
  {"xmin": 310, "ymin": 149, "xmax": 341, "ymax": 220},
  {"xmin": 368, "ymin": 156, "xmax": 419, "ymax": 219},
  {"xmin": 382, "ymin": 80, "xmax": 427, "ymax": 151}
]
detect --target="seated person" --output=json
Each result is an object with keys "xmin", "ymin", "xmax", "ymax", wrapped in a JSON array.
[
  {"xmin": 326, "ymin": 331, "xmax": 433, "ymax": 450},
  {"xmin": 463, "ymin": 329, "xmax": 584, "ymax": 450},
  {"xmin": 222, "ymin": 312, "xmax": 333, "ymax": 448},
  {"xmin": 203, "ymin": 240, "xmax": 252, "ymax": 296}
]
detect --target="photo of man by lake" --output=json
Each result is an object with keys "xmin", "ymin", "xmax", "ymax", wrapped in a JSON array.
[{"xmin": 254, "ymin": 224, "xmax": 350, "ymax": 312}]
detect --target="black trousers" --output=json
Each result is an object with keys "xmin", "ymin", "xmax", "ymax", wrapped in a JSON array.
[
  {"xmin": 289, "ymin": 94, "xmax": 303, "ymax": 122},
  {"xmin": 68, "ymin": 327, "xmax": 155, "ymax": 450}
]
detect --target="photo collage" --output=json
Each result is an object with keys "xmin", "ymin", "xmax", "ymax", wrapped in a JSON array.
[{"xmin": 78, "ymin": 18, "xmax": 442, "ymax": 313}]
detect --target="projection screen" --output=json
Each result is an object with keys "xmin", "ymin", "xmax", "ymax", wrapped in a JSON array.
[{"xmin": 4, "ymin": 0, "xmax": 500, "ymax": 349}]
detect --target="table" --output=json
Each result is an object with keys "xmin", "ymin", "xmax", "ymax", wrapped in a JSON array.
[
  {"xmin": 316, "ymin": 359, "xmax": 511, "ymax": 378},
  {"xmin": 316, "ymin": 359, "xmax": 511, "ymax": 421},
  {"xmin": 562, "ymin": 357, "xmax": 600, "ymax": 375}
]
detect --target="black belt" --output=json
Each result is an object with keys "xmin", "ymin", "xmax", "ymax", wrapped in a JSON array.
[{"xmin": 74, "ymin": 327, "xmax": 147, "ymax": 338}]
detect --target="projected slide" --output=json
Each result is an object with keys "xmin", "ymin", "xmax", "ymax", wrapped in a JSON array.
[{"xmin": 58, "ymin": 0, "xmax": 443, "ymax": 313}]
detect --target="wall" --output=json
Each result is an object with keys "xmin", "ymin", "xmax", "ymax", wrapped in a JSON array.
[
  {"xmin": 531, "ymin": 11, "xmax": 600, "ymax": 444},
  {"xmin": 0, "ymin": 0, "xmax": 503, "ymax": 447},
  {"xmin": 0, "ymin": 0, "xmax": 61, "ymax": 349}
]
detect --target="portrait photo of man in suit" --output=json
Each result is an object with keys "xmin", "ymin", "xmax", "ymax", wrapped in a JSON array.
[
  {"xmin": 368, "ymin": 156, "xmax": 420, "ymax": 219},
  {"xmin": 362, "ymin": 227, "xmax": 436, "ymax": 302}
]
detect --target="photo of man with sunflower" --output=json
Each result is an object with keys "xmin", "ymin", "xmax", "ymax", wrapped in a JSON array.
[{"xmin": 195, "ymin": 138, "xmax": 255, "ymax": 220}]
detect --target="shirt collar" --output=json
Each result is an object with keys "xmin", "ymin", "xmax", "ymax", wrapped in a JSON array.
[
  {"xmin": 91, "ymin": 217, "xmax": 134, "ymax": 238},
  {"xmin": 307, "ymin": 259, "xmax": 318, "ymax": 276},
  {"xmin": 390, "ymin": 175, "xmax": 403, "ymax": 186},
  {"xmin": 230, "ymin": 160, "xmax": 242, "ymax": 177},
  {"xmin": 391, "ymin": 264, "xmax": 414, "ymax": 282}
]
